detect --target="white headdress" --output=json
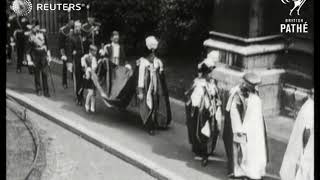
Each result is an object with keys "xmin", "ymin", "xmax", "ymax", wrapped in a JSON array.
[
  {"xmin": 74, "ymin": 20, "xmax": 81, "ymax": 26},
  {"xmin": 207, "ymin": 50, "xmax": 220, "ymax": 62},
  {"xmin": 145, "ymin": 36, "xmax": 158, "ymax": 50}
]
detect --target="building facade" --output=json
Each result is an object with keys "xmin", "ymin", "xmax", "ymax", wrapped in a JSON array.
[{"xmin": 204, "ymin": 0, "xmax": 313, "ymax": 118}]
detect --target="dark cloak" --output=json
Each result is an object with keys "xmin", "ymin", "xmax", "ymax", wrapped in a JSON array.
[
  {"xmin": 185, "ymin": 86, "xmax": 220, "ymax": 157},
  {"xmin": 137, "ymin": 65, "xmax": 172, "ymax": 128}
]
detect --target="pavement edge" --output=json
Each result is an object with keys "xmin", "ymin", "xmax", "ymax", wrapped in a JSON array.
[{"xmin": 6, "ymin": 89, "xmax": 186, "ymax": 180}]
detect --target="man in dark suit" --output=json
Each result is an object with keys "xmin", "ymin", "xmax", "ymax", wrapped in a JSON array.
[
  {"xmin": 58, "ymin": 19, "xmax": 74, "ymax": 89},
  {"xmin": 81, "ymin": 17, "xmax": 100, "ymax": 53},
  {"xmin": 6, "ymin": 11, "xmax": 14, "ymax": 64},
  {"xmin": 68, "ymin": 20, "xmax": 85, "ymax": 105},
  {"xmin": 25, "ymin": 20, "xmax": 51, "ymax": 97},
  {"xmin": 13, "ymin": 16, "xmax": 29, "ymax": 73}
]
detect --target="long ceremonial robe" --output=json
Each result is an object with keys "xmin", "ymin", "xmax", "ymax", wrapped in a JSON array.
[
  {"xmin": 280, "ymin": 98, "xmax": 314, "ymax": 180},
  {"xmin": 185, "ymin": 78, "xmax": 221, "ymax": 157},
  {"xmin": 92, "ymin": 58, "xmax": 136, "ymax": 109},
  {"xmin": 137, "ymin": 57, "xmax": 172, "ymax": 128},
  {"xmin": 223, "ymin": 87, "xmax": 269, "ymax": 179}
]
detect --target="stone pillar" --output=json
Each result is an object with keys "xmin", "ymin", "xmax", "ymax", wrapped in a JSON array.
[
  {"xmin": 248, "ymin": 0, "xmax": 264, "ymax": 37},
  {"xmin": 204, "ymin": 34, "xmax": 286, "ymax": 117}
]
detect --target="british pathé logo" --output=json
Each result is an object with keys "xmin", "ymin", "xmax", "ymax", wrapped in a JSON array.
[
  {"xmin": 280, "ymin": 18, "xmax": 308, "ymax": 33},
  {"xmin": 280, "ymin": 0, "xmax": 307, "ymax": 16},
  {"xmin": 280, "ymin": 0, "xmax": 309, "ymax": 33},
  {"xmin": 11, "ymin": 0, "xmax": 32, "ymax": 16}
]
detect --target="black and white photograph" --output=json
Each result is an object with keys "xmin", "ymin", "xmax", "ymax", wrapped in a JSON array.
[{"xmin": 5, "ymin": 0, "xmax": 315, "ymax": 180}]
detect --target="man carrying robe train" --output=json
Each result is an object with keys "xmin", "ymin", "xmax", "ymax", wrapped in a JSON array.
[
  {"xmin": 223, "ymin": 72, "xmax": 269, "ymax": 180},
  {"xmin": 279, "ymin": 88, "xmax": 314, "ymax": 180}
]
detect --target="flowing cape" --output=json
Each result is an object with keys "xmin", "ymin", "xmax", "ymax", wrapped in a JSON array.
[
  {"xmin": 138, "ymin": 65, "xmax": 172, "ymax": 128},
  {"xmin": 92, "ymin": 59, "xmax": 137, "ymax": 109},
  {"xmin": 185, "ymin": 79, "xmax": 220, "ymax": 156}
]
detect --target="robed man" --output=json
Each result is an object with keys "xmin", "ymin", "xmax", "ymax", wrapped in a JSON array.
[
  {"xmin": 223, "ymin": 72, "xmax": 269, "ymax": 180},
  {"xmin": 92, "ymin": 30, "xmax": 133, "ymax": 109}
]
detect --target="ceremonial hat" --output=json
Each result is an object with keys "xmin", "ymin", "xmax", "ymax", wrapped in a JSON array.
[
  {"xmin": 27, "ymin": 19, "xmax": 39, "ymax": 30},
  {"xmin": 198, "ymin": 63, "xmax": 211, "ymax": 75},
  {"xmin": 89, "ymin": 44, "xmax": 98, "ymax": 51},
  {"xmin": 112, "ymin": 30, "xmax": 119, "ymax": 37},
  {"xmin": 242, "ymin": 72, "xmax": 262, "ymax": 86},
  {"xmin": 207, "ymin": 50, "xmax": 219, "ymax": 61},
  {"xmin": 88, "ymin": 16, "xmax": 95, "ymax": 21},
  {"xmin": 145, "ymin": 36, "xmax": 158, "ymax": 50}
]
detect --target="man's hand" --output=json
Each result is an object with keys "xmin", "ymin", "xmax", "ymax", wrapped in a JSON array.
[
  {"xmin": 47, "ymin": 50, "xmax": 52, "ymax": 64},
  {"xmin": 137, "ymin": 93, "xmax": 143, "ymax": 100},
  {"xmin": 125, "ymin": 64, "xmax": 132, "ymax": 70},
  {"xmin": 61, "ymin": 55, "xmax": 67, "ymax": 61},
  {"xmin": 215, "ymin": 106, "xmax": 222, "ymax": 130},
  {"xmin": 73, "ymin": 50, "xmax": 77, "ymax": 55},
  {"xmin": 47, "ymin": 56, "xmax": 52, "ymax": 65},
  {"xmin": 136, "ymin": 59, "xmax": 141, "ymax": 66},
  {"xmin": 26, "ymin": 54, "xmax": 34, "ymax": 66},
  {"xmin": 137, "ymin": 88, "xmax": 144, "ymax": 100}
]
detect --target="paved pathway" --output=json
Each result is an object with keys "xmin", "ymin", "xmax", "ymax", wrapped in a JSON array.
[
  {"xmin": 7, "ymin": 99, "xmax": 155, "ymax": 180},
  {"xmin": 6, "ymin": 65, "xmax": 293, "ymax": 180}
]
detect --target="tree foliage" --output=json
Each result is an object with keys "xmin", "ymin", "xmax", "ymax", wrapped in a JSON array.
[{"xmin": 73, "ymin": 0, "xmax": 214, "ymax": 56}]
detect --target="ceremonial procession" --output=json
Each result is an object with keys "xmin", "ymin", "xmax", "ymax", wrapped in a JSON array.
[{"xmin": 6, "ymin": 0, "xmax": 315, "ymax": 180}]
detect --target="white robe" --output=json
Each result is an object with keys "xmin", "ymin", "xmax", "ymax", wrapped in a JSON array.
[
  {"xmin": 228, "ymin": 92, "xmax": 268, "ymax": 179},
  {"xmin": 280, "ymin": 98, "xmax": 314, "ymax": 180}
]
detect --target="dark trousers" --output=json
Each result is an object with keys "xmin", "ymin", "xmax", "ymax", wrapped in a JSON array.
[
  {"xmin": 62, "ymin": 60, "xmax": 68, "ymax": 86},
  {"xmin": 34, "ymin": 66, "xmax": 49, "ymax": 94},
  {"xmin": 6, "ymin": 44, "xmax": 12, "ymax": 60},
  {"xmin": 16, "ymin": 44, "xmax": 24, "ymax": 70},
  {"xmin": 32, "ymin": 50, "xmax": 49, "ymax": 94},
  {"xmin": 73, "ymin": 56, "xmax": 84, "ymax": 102}
]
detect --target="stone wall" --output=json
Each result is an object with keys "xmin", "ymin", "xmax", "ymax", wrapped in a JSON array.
[
  {"xmin": 204, "ymin": 32, "xmax": 312, "ymax": 118},
  {"xmin": 211, "ymin": 67, "xmax": 285, "ymax": 117}
]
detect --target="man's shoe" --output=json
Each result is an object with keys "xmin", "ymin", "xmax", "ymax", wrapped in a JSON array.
[
  {"xmin": 148, "ymin": 130, "xmax": 155, "ymax": 136},
  {"xmin": 36, "ymin": 91, "xmax": 42, "ymax": 96},
  {"xmin": 85, "ymin": 104, "xmax": 90, "ymax": 112},
  {"xmin": 201, "ymin": 157, "xmax": 208, "ymax": 167},
  {"xmin": 44, "ymin": 93, "xmax": 51, "ymax": 97},
  {"xmin": 7, "ymin": 59, "xmax": 12, "ymax": 64},
  {"xmin": 63, "ymin": 84, "xmax": 68, "ymax": 89},
  {"xmin": 77, "ymin": 100, "xmax": 83, "ymax": 106}
]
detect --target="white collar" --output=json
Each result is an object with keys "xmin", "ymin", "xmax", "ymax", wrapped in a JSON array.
[{"xmin": 111, "ymin": 42, "xmax": 119, "ymax": 47}]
